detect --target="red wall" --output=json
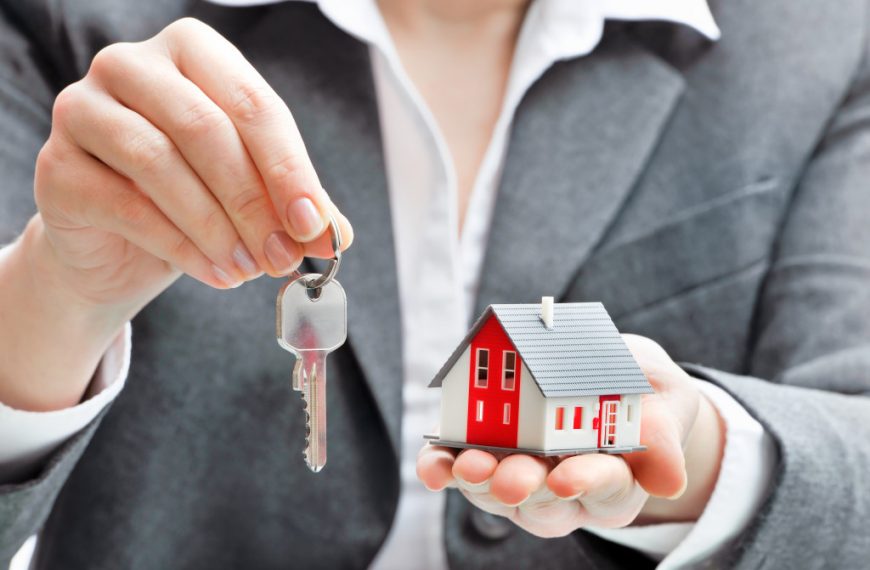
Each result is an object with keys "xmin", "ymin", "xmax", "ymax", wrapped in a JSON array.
[{"xmin": 466, "ymin": 315, "xmax": 522, "ymax": 448}]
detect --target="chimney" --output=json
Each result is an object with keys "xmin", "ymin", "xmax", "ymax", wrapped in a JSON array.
[{"xmin": 540, "ymin": 296, "xmax": 554, "ymax": 329}]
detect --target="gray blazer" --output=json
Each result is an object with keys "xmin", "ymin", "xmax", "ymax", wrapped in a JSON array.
[{"xmin": 1, "ymin": 0, "xmax": 869, "ymax": 568}]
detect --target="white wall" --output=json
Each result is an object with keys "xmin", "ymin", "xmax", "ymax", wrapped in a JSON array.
[
  {"xmin": 618, "ymin": 394, "xmax": 642, "ymax": 447},
  {"xmin": 438, "ymin": 347, "xmax": 470, "ymax": 443},
  {"xmin": 516, "ymin": 362, "xmax": 546, "ymax": 449},
  {"xmin": 541, "ymin": 393, "xmax": 644, "ymax": 451},
  {"xmin": 542, "ymin": 395, "xmax": 599, "ymax": 451}
]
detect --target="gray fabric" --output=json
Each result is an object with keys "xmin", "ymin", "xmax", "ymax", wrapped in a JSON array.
[
  {"xmin": 429, "ymin": 303, "xmax": 653, "ymax": 397},
  {"xmin": 0, "ymin": 0, "xmax": 868, "ymax": 569}
]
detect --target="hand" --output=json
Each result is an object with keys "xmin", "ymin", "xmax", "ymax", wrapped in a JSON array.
[
  {"xmin": 0, "ymin": 18, "xmax": 352, "ymax": 410},
  {"xmin": 34, "ymin": 17, "xmax": 352, "ymax": 307},
  {"xmin": 416, "ymin": 334, "xmax": 725, "ymax": 537}
]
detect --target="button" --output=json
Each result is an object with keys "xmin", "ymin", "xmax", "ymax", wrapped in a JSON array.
[{"xmin": 469, "ymin": 508, "xmax": 513, "ymax": 541}]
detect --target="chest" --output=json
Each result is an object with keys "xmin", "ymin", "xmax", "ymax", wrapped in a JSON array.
[{"xmin": 380, "ymin": 20, "xmax": 518, "ymax": 227}]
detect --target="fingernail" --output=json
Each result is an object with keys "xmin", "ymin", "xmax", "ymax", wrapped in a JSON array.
[
  {"xmin": 667, "ymin": 477, "xmax": 689, "ymax": 500},
  {"xmin": 212, "ymin": 264, "xmax": 241, "ymax": 288},
  {"xmin": 456, "ymin": 477, "xmax": 491, "ymax": 493},
  {"xmin": 265, "ymin": 231, "xmax": 301, "ymax": 275},
  {"xmin": 501, "ymin": 498, "xmax": 527, "ymax": 508},
  {"xmin": 232, "ymin": 242, "xmax": 259, "ymax": 277},
  {"xmin": 286, "ymin": 197, "xmax": 325, "ymax": 241}
]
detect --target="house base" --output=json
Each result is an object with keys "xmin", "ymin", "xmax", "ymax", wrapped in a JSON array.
[{"xmin": 424, "ymin": 435, "xmax": 646, "ymax": 457}]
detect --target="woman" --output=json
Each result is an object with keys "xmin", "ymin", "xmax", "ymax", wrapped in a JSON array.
[{"xmin": 1, "ymin": 0, "xmax": 868, "ymax": 568}]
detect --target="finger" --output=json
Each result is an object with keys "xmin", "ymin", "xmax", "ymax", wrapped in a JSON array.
[
  {"xmin": 313, "ymin": 199, "xmax": 355, "ymax": 256},
  {"xmin": 89, "ymin": 44, "xmax": 302, "ymax": 277},
  {"xmin": 622, "ymin": 335, "xmax": 697, "ymax": 420},
  {"xmin": 452, "ymin": 449, "xmax": 499, "ymax": 486},
  {"xmin": 546, "ymin": 453, "xmax": 646, "ymax": 527},
  {"xmin": 36, "ymin": 137, "xmax": 229, "ymax": 289},
  {"xmin": 157, "ymin": 19, "xmax": 345, "ymax": 245},
  {"xmin": 458, "ymin": 491, "xmax": 517, "ymax": 520},
  {"xmin": 417, "ymin": 445, "xmax": 458, "ymax": 491},
  {"xmin": 513, "ymin": 486, "xmax": 585, "ymax": 538},
  {"xmin": 490, "ymin": 454, "xmax": 551, "ymax": 506},
  {"xmin": 291, "ymin": 194, "xmax": 354, "ymax": 259},
  {"xmin": 547, "ymin": 453, "xmax": 634, "ymax": 502},
  {"xmin": 289, "ymin": 200, "xmax": 354, "ymax": 260},
  {"xmin": 621, "ymin": 333, "xmax": 699, "ymax": 445},
  {"xmin": 58, "ymin": 82, "xmax": 258, "ymax": 286},
  {"xmin": 621, "ymin": 334, "xmax": 684, "ymax": 400},
  {"xmin": 623, "ymin": 399, "xmax": 687, "ymax": 498},
  {"xmin": 621, "ymin": 334, "xmax": 671, "ymax": 364}
]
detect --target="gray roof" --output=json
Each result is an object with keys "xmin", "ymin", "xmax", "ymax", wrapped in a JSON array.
[{"xmin": 429, "ymin": 302, "xmax": 653, "ymax": 397}]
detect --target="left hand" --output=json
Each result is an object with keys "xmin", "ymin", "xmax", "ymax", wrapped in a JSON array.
[{"xmin": 416, "ymin": 334, "xmax": 724, "ymax": 537}]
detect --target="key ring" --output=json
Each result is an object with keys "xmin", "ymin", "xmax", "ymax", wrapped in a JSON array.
[{"xmin": 302, "ymin": 214, "xmax": 342, "ymax": 291}]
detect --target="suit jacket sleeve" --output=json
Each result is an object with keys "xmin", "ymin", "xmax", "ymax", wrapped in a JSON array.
[
  {"xmin": 0, "ymin": 2, "xmax": 114, "ymax": 564},
  {"xmin": 683, "ymin": 19, "xmax": 870, "ymax": 570}
]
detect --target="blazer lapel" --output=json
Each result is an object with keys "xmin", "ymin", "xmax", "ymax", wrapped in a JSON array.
[
  {"xmin": 225, "ymin": 4, "xmax": 404, "ymax": 456},
  {"xmin": 475, "ymin": 28, "xmax": 687, "ymax": 315}
]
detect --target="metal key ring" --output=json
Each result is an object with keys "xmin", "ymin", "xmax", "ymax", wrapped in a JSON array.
[{"xmin": 303, "ymin": 214, "xmax": 342, "ymax": 291}]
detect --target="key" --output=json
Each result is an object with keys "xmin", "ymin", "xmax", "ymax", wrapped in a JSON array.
[{"xmin": 277, "ymin": 274, "xmax": 347, "ymax": 472}]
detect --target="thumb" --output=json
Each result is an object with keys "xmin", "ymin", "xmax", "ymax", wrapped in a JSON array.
[{"xmin": 623, "ymin": 399, "xmax": 687, "ymax": 499}]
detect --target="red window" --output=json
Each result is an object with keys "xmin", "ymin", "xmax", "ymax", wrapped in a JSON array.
[
  {"xmin": 502, "ymin": 351, "xmax": 517, "ymax": 390},
  {"xmin": 555, "ymin": 407, "xmax": 565, "ymax": 430},
  {"xmin": 573, "ymin": 406, "xmax": 583, "ymax": 429},
  {"xmin": 503, "ymin": 403, "xmax": 511, "ymax": 424},
  {"xmin": 475, "ymin": 348, "xmax": 489, "ymax": 388},
  {"xmin": 475, "ymin": 400, "xmax": 484, "ymax": 422}
]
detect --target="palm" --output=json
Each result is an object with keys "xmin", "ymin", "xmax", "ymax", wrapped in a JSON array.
[{"xmin": 452, "ymin": 450, "xmax": 651, "ymax": 537}]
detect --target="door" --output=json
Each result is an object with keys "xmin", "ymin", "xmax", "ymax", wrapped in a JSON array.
[{"xmin": 597, "ymin": 395, "xmax": 621, "ymax": 448}]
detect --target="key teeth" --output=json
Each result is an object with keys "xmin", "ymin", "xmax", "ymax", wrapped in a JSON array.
[
  {"xmin": 296, "ymin": 361, "xmax": 323, "ymax": 472},
  {"xmin": 299, "ymin": 391, "xmax": 314, "ymax": 468}
]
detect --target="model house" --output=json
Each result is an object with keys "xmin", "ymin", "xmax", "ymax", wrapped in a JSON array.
[{"xmin": 427, "ymin": 298, "xmax": 653, "ymax": 455}]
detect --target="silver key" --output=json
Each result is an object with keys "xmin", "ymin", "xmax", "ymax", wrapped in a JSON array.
[{"xmin": 277, "ymin": 274, "xmax": 347, "ymax": 472}]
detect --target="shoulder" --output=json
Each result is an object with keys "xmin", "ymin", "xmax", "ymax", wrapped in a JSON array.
[
  {"xmin": 707, "ymin": 0, "xmax": 870, "ymax": 114},
  {"xmin": 0, "ymin": 0, "xmax": 333, "ymax": 81},
  {"xmin": 0, "ymin": 0, "xmax": 194, "ymax": 83},
  {"xmin": 710, "ymin": 0, "xmax": 868, "ymax": 67}
]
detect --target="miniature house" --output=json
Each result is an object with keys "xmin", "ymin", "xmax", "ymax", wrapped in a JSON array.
[{"xmin": 427, "ymin": 298, "xmax": 653, "ymax": 455}]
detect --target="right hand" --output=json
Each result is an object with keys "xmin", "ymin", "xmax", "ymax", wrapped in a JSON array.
[
  {"xmin": 32, "ymin": 17, "xmax": 352, "ymax": 313},
  {"xmin": 0, "ymin": 18, "xmax": 352, "ymax": 411}
]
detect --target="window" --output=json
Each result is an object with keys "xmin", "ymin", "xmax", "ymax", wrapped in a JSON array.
[
  {"xmin": 555, "ymin": 407, "xmax": 565, "ymax": 430},
  {"xmin": 475, "ymin": 400, "xmax": 484, "ymax": 422},
  {"xmin": 573, "ymin": 406, "xmax": 583, "ymax": 430},
  {"xmin": 626, "ymin": 404, "xmax": 632, "ymax": 423},
  {"xmin": 503, "ymin": 403, "xmax": 511, "ymax": 424},
  {"xmin": 502, "ymin": 351, "xmax": 517, "ymax": 390},
  {"xmin": 475, "ymin": 348, "xmax": 489, "ymax": 388}
]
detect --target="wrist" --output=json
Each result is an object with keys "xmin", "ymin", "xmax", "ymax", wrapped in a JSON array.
[
  {"xmin": 0, "ymin": 216, "xmax": 128, "ymax": 411},
  {"xmin": 23, "ymin": 216, "xmax": 134, "ymax": 333}
]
